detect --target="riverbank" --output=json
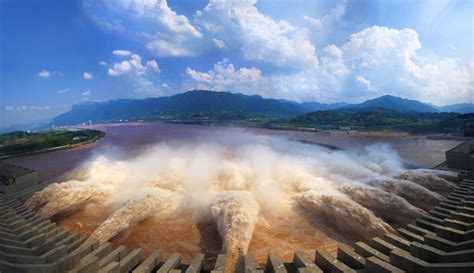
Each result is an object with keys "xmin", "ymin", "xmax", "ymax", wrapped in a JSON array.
[
  {"xmin": 161, "ymin": 120, "xmax": 466, "ymax": 139},
  {"xmin": 0, "ymin": 129, "xmax": 105, "ymax": 160}
]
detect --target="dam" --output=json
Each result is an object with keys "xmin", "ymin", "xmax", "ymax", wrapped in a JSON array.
[{"xmin": 0, "ymin": 140, "xmax": 473, "ymax": 273}]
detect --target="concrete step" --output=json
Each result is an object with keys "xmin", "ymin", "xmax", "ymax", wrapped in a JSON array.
[
  {"xmin": 336, "ymin": 244, "xmax": 365, "ymax": 271},
  {"xmin": 354, "ymin": 242, "xmax": 389, "ymax": 262},
  {"xmin": 131, "ymin": 250, "xmax": 161, "ymax": 273},
  {"xmin": 397, "ymin": 228, "xmax": 424, "ymax": 243},
  {"xmin": 265, "ymin": 253, "xmax": 287, "ymax": 273},
  {"xmin": 292, "ymin": 251, "xmax": 323, "ymax": 273},
  {"xmin": 315, "ymin": 249, "xmax": 356, "ymax": 273}
]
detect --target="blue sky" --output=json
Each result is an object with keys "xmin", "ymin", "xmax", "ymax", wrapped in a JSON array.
[{"xmin": 1, "ymin": 0, "xmax": 473, "ymax": 126}]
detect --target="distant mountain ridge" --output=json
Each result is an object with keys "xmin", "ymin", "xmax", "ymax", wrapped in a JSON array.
[
  {"xmin": 50, "ymin": 90, "xmax": 473, "ymax": 126},
  {"xmin": 52, "ymin": 90, "xmax": 309, "ymax": 126},
  {"xmin": 437, "ymin": 103, "xmax": 474, "ymax": 114},
  {"xmin": 345, "ymin": 95, "xmax": 439, "ymax": 113}
]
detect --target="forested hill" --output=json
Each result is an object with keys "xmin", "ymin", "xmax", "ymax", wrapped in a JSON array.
[{"xmin": 51, "ymin": 90, "xmax": 473, "ymax": 126}]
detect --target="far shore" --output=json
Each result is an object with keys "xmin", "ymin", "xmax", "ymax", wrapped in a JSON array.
[
  {"xmin": 0, "ymin": 129, "xmax": 105, "ymax": 160},
  {"xmin": 70, "ymin": 120, "xmax": 469, "ymax": 140},
  {"xmin": 2, "ymin": 120, "xmax": 467, "ymax": 161}
]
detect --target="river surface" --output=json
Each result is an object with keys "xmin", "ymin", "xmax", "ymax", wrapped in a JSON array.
[
  {"xmin": 5, "ymin": 122, "xmax": 463, "ymax": 182},
  {"xmin": 4, "ymin": 122, "xmax": 465, "ymax": 264}
]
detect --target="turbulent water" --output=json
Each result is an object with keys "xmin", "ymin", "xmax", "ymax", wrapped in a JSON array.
[
  {"xmin": 298, "ymin": 190, "xmax": 395, "ymax": 238},
  {"xmin": 211, "ymin": 191, "xmax": 260, "ymax": 266},
  {"xmin": 25, "ymin": 131, "xmax": 457, "ymax": 266}
]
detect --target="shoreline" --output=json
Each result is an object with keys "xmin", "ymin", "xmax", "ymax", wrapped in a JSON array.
[
  {"xmin": 0, "ymin": 130, "xmax": 105, "ymax": 160},
  {"xmin": 88, "ymin": 120, "xmax": 469, "ymax": 140}
]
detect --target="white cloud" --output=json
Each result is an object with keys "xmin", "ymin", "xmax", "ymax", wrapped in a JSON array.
[
  {"xmin": 112, "ymin": 50, "xmax": 132, "ymax": 56},
  {"xmin": 9, "ymin": 106, "xmax": 51, "ymax": 111},
  {"xmin": 84, "ymin": 1, "xmax": 472, "ymax": 105},
  {"xmin": 356, "ymin": 75, "xmax": 376, "ymax": 92},
  {"xmin": 195, "ymin": 0, "xmax": 318, "ymax": 68},
  {"xmin": 116, "ymin": 0, "xmax": 202, "ymax": 38},
  {"xmin": 38, "ymin": 70, "xmax": 51, "ymax": 78},
  {"xmin": 185, "ymin": 59, "xmax": 265, "ymax": 95},
  {"xmin": 83, "ymin": 72, "xmax": 93, "ymax": 80},
  {"xmin": 82, "ymin": 90, "xmax": 91, "ymax": 97},
  {"xmin": 108, "ymin": 61, "xmax": 133, "ymax": 76},
  {"xmin": 319, "ymin": 44, "xmax": 350, "ymax": 81},
  {"xmin": 97, "ymin": 0, "xmax": 203, "ymax": 57},
  {"xmin": 108, "ymin": 53, "xmax": 149, "ymax": 76},
  {"xmin": 107, "ymin": 51, "xmax": 164, "ymax": 94},
  {"xmin": 146, "ymin": 60, "xmax": 160, "ymax": 73},
  {"xmin": 146, "ymin": 35, "xmax": 197, "ymax": 57},
  {"xmin": 29, "ymin": 106, "xmax": 51, "ymax": 111},
  {"xmin": 38, "ymin": 70, "xmax": 62, "ymax": 78},
  {"xmin": 212, "ymin": 38, "xmax": 227, "ymax": 49},
  {"xmin": 304, "ymin": 0, "xmax": 347, "ymax": 31},
  {"xmin": 58, "ymin": 88, "xmax": 69, "ymax": 94},
  {"xmin": 184, "ymin": 59, "xmax": 335, "ymax": 102},
  {"xmin": 340, "ymin": 26, "xmax": 473, "ymax": 104},
  {"xmin": 342, "ymin": 26, "xmax": 421, "ymax": 74},
  {"xmin": 99, "ymin": 61, "xmax": 108, "ymax": 66}
]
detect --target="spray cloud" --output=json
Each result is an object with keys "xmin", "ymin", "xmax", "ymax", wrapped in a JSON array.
[{"xmin": 26, "ymin": 132, "xmax": 453, "ymax": 260}]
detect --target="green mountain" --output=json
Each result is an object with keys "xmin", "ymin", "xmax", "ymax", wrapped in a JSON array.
[
  {"xmin": 280, "ymin": 108, "xmax": 473, "ymax": 133},
  {"xmin": 51, "ymin": 90, "xmax": 309, "ymax": 126},
  {"xmin": 50, "ymin": 90, "xmax": 473, "ymax": 127},
  {"xmin": 345, "ymin": 95, "xmax": 439, "ymax": 112}
]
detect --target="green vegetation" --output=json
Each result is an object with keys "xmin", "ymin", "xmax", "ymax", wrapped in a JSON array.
[
  {"xmin": 0, "ymin": 129, "xmax": 104, "ymax": 157},
  {"xmin": 271, "ymin": 109, "xmax": 474, "ymax": 134},
  {"xmin": 116, "ymin": 107, "xmax": 474, "ymax": 135}
]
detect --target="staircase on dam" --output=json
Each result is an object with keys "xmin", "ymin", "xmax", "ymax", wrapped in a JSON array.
[{"xmin": 0, "ymin": 175, "xmax": 474, "ymax": 273}]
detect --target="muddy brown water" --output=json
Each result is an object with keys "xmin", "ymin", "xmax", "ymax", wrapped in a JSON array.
[{"xmin": 3, "ymin": 122, "xmax": 464, "ymax": 262}]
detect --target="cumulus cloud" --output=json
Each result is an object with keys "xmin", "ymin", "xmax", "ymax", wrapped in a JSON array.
[
  {"xmin": 108, "ymin": 53, "xmax": 159, "ymax": 77},
  {"xmin": 184, "ymin": 59, "xmax": 344, "ymax": 102},
  {"xmin": 115, "ymin": 0, "xmax": 202, "ymax": 38},
  {"xmin": 107, "ymin": 51, "xmax": 164, "ymax": 94},
  {"xmin": 83, "ymin": 72, "xmax": 93, "ymax": 80},
  {"xmin": 38, "ymin": 70, "xmax": 62, "ymax": 78},
  {"xmin": 108, "ymin": 54, "xmax": 145, "ymax": 76},
  {"xmin": 213, "ymin": 38, "xmax": 227, "ymax": 49},
  {"xmin": 340, "ymin": 26, "xmax": 473, "ymax": 104},
  {"xmin": 93, "ymin": 0, "xmax": 203, "ymax": 57},
  {"xmin": 5, "ymin": 106, "xmax": 13, "ymax": 111},
  {"xmin": 146, "ymin": 60, "xmax": 160, "ymax": 73},
  {"xmin": 185, "ymin": 59, "xmax": 264, "ymax": 95},
  {"xmin": 146, "ymin": 34, "xmax": 199, "ymax": 57},
  {"xmin": 84, "ymin": 1, "xmax": 472, "ymax": 104},
  {"xmin": 195, "ymin": 0, "xmax": 318, "ymax": 68},
  {"xmin": 38, "ymin": 70, "xmax": 51, "ymax": 78},
  {"xmin": 304, "ymin": 0, "xmax": 347, "ymax": 31},
  {"xmin": 112, "ymin": 50, "xmax": 132, "ymax": 56},
  {"xmin": 356, "ymin": 76, "xmax": 376, "ymax": 92},
  {"xmin": 82, "ymin": 90, "xmax": 91, "ymax": 97}
]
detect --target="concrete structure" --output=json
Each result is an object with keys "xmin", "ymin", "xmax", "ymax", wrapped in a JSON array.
[
  {"xmin": 446, "ymin": 140, "xmax": 474, "ymax": 171},
  {"xmin": 446, "ymin": 139, "xmax": 474, "ymax": 170},
  {"xmin": 0, "ymin": 162, "xmax": 38, "ymax": 195}
]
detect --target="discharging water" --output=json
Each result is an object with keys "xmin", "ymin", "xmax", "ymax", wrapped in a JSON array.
[{"xmin": 6, "ymin": 122, "xmax": 464, "ymax": 266}]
